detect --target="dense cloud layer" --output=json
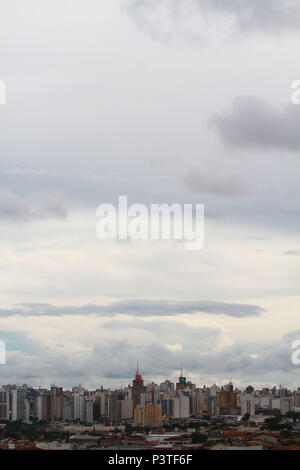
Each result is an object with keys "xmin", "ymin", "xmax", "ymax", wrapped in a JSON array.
[{"xmin": 1, "ymin": 328, "xmax": 299, "ymax": 388}]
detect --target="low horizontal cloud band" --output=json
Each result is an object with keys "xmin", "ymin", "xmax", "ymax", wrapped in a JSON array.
[{"xmin": 0, "ymin": 299, "xmax": 265, "ymax": 318}]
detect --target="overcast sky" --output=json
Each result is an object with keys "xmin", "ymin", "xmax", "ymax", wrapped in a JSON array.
[{"xmin": 0, "ymin": 0, "xmax": 300, "ymax": 390}]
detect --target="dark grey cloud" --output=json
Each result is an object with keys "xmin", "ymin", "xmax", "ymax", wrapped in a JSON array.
[
  {"xmin": 75, "ymin": 328, "xmax": 300, "ymax": 381},
  {"xmin": 212, "ymin": 96, "xmax": 300, "ymax": 152},
  {"xmin": 123, "ymin": 0, "xmax": 300, "ymax": 42},
  {"xmin": 199, "ymin": 0, "xmax": 300, "ymax": 32},
  {"xmin": 183, "ymin": 169, "xmax": 248, "ymax": 197},
  {"xmin": 0, "ymin": 187, "xmax": 68, "ymax": 222},
  {"xmin": 0, "ymin": 299, "xmax": 265, "ymax": 318}
]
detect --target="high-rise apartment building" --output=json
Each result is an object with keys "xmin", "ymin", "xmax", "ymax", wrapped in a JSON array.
[
  {"xmin": 84, "ymin": 399, "xmax": 94, "ymax": 424},
  {"xmin": 241, "ymin": 393, "xmax": 255, "ymax": 417},
  {"xmin": 72, "ymin": 392, "xmax": 85, "ymax": 422},
  {"xmin": 134, "ymin": 404, "xmax": 146, "ymax": 427},
  {"xmin": 63, "ymin": 397, "xmax": 72, "ymax": 421},
  {"xmin": 11, "ymin": 388, "xmax": 27, "ymax": 422},
  {"xmin": 159, "ymin": 398, "xmax": 173, "ymax": 417},
  {"xmin": 121, "ymin": 398, "xmax": 133, "ymax": 420},
  {"xmin": 108, "ymin": 392, "xmax": 121, "ymax": 424},
  {"xmin": 172, "ymin": 393, "xmax": 190, "ymax": 419},
  {"xmin": 0, "ymin": 388, "xmax": 10, "ymax": 420},
  {"xmin": 145, "ymin": 403, "xmax": 162, "ymax": 426}
]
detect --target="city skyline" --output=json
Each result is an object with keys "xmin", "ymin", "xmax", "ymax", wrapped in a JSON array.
[{"xmin": 2, "ymin": 367, "xmax": 300, "ymax": 427}]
